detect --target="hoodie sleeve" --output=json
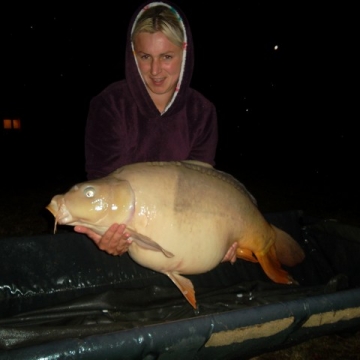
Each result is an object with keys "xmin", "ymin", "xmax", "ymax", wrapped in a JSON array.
[
  {"xmin": 84, "ymin": 84, "xmax": 129, "ymax": 180},
  {"xmin": 187, "ymin": 98, "xmax": 218, "ymax": 166}
]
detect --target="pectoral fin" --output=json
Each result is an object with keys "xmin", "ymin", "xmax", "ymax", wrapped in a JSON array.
[
  {"xmin": 165, "ymin": 272, "xmax": 197, "ymax": 309},
  {"xmin": 127, "ymin": 230, "xmax": 174, "ymax": 258}
]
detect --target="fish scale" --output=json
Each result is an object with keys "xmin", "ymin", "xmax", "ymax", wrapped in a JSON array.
[{"xmin": 47, "ymin": 160, "xmax": 305, "ymax": 309}]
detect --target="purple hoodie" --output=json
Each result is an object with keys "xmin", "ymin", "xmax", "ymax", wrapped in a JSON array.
[{"xmin": 85, "ymin": 1, "xmax": 218, "ymax": 180}]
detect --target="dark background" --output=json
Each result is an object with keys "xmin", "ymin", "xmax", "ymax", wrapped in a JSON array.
[
  {"xmin": 0, "ymin": 1, "xmax": 358, "ymax": 215},
  {"xmin": 1, "ymin": 4, "xmax": 360, "ymax": 357}
]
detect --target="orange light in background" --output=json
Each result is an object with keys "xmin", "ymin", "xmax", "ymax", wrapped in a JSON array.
[
  {"xmin": 3, "ymin": 118, "xmax": 21, "ymax": 130},
  {"xmin": 3, "ymin": 119, "xmax": 12, "ymax": 129},
  {"xmin": 13, "ymin": 118, "xmax": 21, "ymax": 129}
]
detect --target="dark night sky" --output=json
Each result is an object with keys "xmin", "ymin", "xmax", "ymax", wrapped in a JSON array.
[{"xmin": 0, "ymin": 1, "xmax": 358, "ymax": 192}]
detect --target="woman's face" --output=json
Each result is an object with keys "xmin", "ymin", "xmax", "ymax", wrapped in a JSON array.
[{"xmin": 133, "ymin": 31, "xmax": 183, "ymax": 98}]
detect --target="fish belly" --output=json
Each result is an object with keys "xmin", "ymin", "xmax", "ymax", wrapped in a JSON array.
[
  {"xmin": 127, "ymin": 211, "xmax": 240, "ymax": 275},
  {"xmin": 120, "ymin": 161, "xmax": 263, "ymax": 275}
]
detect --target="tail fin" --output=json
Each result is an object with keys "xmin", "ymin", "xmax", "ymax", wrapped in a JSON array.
[{"xmin": 272, "ymin": 225, "xmax": 305, "ymax": 266}]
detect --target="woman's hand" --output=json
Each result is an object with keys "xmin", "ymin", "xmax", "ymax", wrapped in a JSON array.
[
  {"xmin": 74, "ymin": 223, "xmax": 132, "ymax": 255},
  {"xmin": 221, "ymin": 242, "xmax": 238, "ymax": 264}
]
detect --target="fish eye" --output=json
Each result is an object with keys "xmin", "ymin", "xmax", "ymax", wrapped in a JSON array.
[{"xmin": 84, "ymin": 186, "xmax": 95, "ymax": 198}]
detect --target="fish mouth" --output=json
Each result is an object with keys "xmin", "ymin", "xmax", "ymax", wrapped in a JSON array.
[
  {"xmin": 46, "ymin": 203, "xmax": 57, "ymax": 217},
  {"xmin": 46, "ymin": 197, "xmax": 74, "ymax": 233}
]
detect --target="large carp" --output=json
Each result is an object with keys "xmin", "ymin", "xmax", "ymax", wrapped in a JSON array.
[{"xmin": 46, "ymin": 160, "xmax": 305, "ymax": 309}]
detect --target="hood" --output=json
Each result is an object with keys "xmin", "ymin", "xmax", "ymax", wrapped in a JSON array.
[{"xmin": 125, "ymin": 1, "xmax": 194, "ymax": 118}]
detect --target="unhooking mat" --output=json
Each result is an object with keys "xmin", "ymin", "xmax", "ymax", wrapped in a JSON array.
[{"xmin": 0, "ymin": 210, "xmax": 360, "ymax": 359}]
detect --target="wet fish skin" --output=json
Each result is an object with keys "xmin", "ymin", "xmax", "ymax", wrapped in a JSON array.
[{"xmin": 46, "ymin": 160, "xmax": 305, "ymax": 309}]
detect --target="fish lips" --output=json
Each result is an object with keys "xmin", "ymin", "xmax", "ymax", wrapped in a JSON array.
[{"xmin": 46, "ymin": 196, "xmax": 74, "ymax": 225}]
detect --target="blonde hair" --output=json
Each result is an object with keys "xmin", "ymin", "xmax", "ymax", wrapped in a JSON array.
[{"xmin": 132, "ymin": 5, "xmax": 184, "ymax": 48}]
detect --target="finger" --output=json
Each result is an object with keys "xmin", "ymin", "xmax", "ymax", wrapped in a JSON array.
[
  {"xmin": 98, "ymin": 224, "xmax": 128, "ymax": 253},
  {"xmin": 74, "ymin": 225, "xmax": 86, "ymax": 233},
  {"xmin": 116, "ymin": 242, "xmax": 130, "ymax": 255},
  {"xmin": 108, "ymin": 224, "xmax": 127, "ymax": 248},
  {"xmin": 221, "ymin": 242, "xmax": 238, "ymax": 263},
  {"xmin": 114, "ymin": 233, "xmax": 133, "ymax": 255},
  {"xmin": 99, "ymin": 223, "xmax": 121, "ymax": 247},
  {"xmin": 230, "ymin": 254, "xmax": 237, "ymax": 264},
  {"xmin": 74, "ymin": 226, "xmax": 102, "ymax": 244}
]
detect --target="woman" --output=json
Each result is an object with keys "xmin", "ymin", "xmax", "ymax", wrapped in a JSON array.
[{"xmin": 75, "ymin": 1, "xmax": 224, "ymax": 258}]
